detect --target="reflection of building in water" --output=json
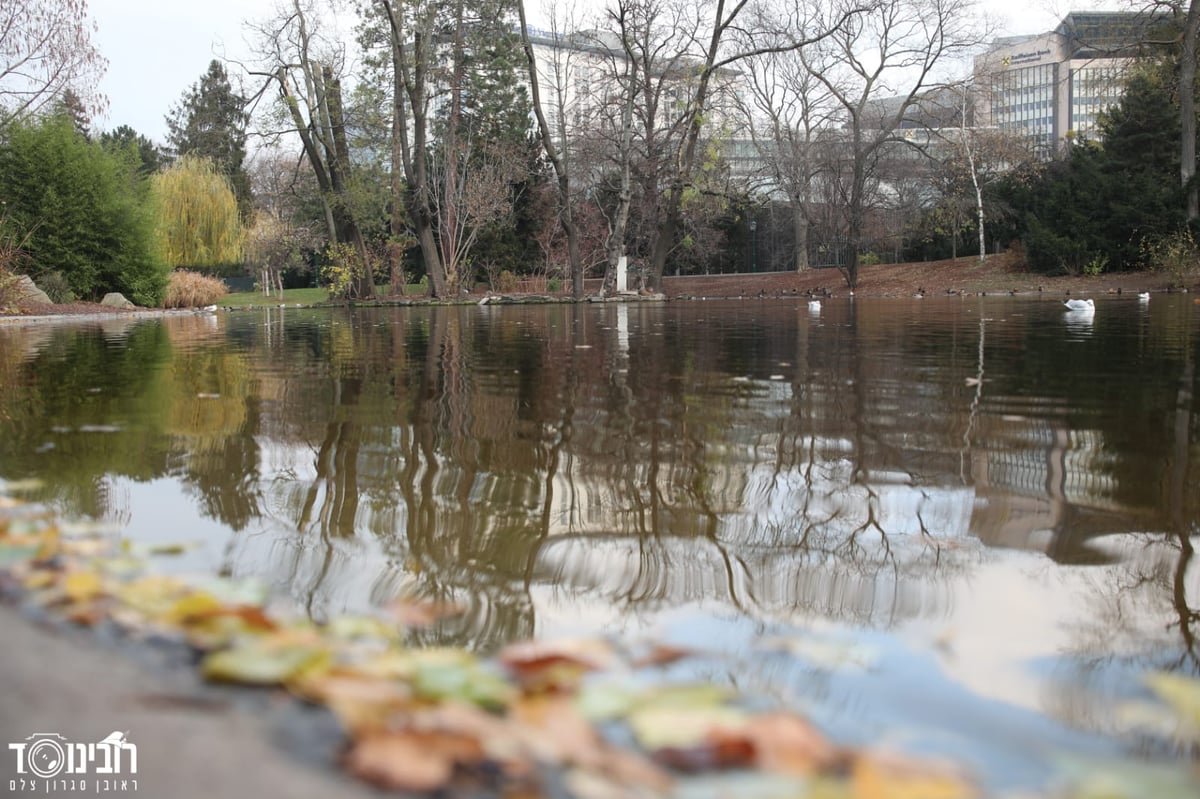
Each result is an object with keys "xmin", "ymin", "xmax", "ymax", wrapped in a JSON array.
[{"xmin": 967, "ymin": 417, "xmax": 1152, "ymax": 561}]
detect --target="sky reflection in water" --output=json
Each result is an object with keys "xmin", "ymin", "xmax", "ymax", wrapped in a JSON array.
[{"xmin": 0, "ymin": 296, "xmax": 1196, "ymax": 789}]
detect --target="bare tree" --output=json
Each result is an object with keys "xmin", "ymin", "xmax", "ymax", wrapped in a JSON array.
[
  {"xmin": 430, "ymin": 134, "xmax": 523, "ymax": 287},
  {"xmin": 801, "ymin": 0, "xmax": 982, "ymax": 288},
  {"xmin": 925, "ymin": 80, "xmax": 1033, "ymax": 261},
  {"xmin": 631, "ymin": 0, "xmax": 860, "ymax": 291},
  {"xmin": 247, "ymin": 0, "xmax": 375, "ymax": 299},
  {"xmin": 741, "ymin": 45, "xmax": 840, "ymax": 271},
  {"xmin": 517, "ymin": 0, "xmax": 587, "ymax": 297},
  {"xmin": 0, "ymin": 0, "xmax": 107, "ymax": 126}
]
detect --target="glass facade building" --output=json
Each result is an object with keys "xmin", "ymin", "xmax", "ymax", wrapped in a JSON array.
[{"xmin": 975, "ymin": 12, "xmax": 1167, "ymax": 158}]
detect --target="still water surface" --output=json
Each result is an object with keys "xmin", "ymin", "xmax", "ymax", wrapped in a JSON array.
[{"xmin": 1, "ymin": 296, "xmax": 1197, "ymax": 789}]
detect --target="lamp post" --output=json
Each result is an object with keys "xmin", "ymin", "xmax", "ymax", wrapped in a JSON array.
[{"xmin": 749, "ymin": 219, "xmax": 757, "ymax": 273}]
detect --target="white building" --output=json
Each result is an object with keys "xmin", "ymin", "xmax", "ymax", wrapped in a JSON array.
[
  {"xmin": 521, "ymin": 25, "xmax": 744, "ymax": 154},
  {"xmin": 974, "ymin": 11, "xmax": 1169, "ymax": 157}
]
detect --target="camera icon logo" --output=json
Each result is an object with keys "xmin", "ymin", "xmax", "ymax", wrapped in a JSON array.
[{"xmin": 22, "ymin": 733, "xmax": 68, "ymax": 779}]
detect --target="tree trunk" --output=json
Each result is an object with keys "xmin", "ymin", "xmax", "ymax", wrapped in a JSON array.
[
  {"xmin": 323, "ymin": 66, "xmax": 374, "ymax": 300},
  {"xmin": 441, "ymin": 1, "xmax": 466, "ymax": 290},
  {"xmin": 379, "ymin": 0, "xmax": 446, "ymax": 297},
  {"xmin": 792, "ymin": 201, "xmax": 809, "ymax": 271},
  {"xmin": 516, "ymin": 0, "xmax": 584, "ymax": 299},
  {"xmin": 1182, "ymin": 1, "xmax": 1200, "ymax": 221},
  {"xmin": 645, "ymin": 0, "xmax": 729, "ymax": 290}
]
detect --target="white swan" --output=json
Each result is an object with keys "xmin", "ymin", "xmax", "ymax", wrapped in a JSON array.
[
  {"xmin": 1138, "ymin": 291, "xmax": 1150, "ymax": 301},
  {"xmin": 808, "ymin": 300, "xmax": 821, "ymax": 313},
  {"xmin": 1062, "ymin": 298, "xmax": 1095, "ymax": 311}
]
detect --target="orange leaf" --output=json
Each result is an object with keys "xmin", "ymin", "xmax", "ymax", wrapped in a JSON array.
[
  {"xmin": 343, "ymin": 731, "xmax": 456, "ymax": 792},
  {"xmin": 383, "ymin": 597, "xmax": 465, "ymax": 628},
  {"xmin": 510, "ymin": 695, "xmax": 602, "ymax": 766},
  {"xmin": 745, "ymin": 712, "xmax": 841, "ymax": 776},
  {"xmin": 654, "ymin": 735, "xmax": 756, "ymax": 772},
  {"xmin": 632, "ymin": 643, "xmax": 693, "ymax": 668},
  {"xmin": 499, "ymin": 638, "xmax": 616, "ymax": 691}
]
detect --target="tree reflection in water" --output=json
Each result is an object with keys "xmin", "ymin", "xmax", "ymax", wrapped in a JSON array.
[{"xmin": 0, "ymin": 298, "xmax": 1195, "ymax": 698}]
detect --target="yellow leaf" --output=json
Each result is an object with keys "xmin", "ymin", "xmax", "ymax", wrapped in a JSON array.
[
  {"xmin": 63, "ymin": 570, "xmax": 103, "ymax": 603},
  {"xmin": 1145, "ymin": 672, "xmax": 1200, "ymax": 733},
  {"xmin": 852, "ymin": 752, "xmax": 978, "ymax": 799},
  {"xmin": 628, "ymin": 705, "xmax": 748, "ymax": 750},
  {"xmin": 202, "ymin": 641, "xmax": 328, "ymax": 686},
  {"xmin": 164, "ymin": 591, "xmax": 224, "ymax": 624}
]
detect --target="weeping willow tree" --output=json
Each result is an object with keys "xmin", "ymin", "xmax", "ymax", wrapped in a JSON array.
[{"xmin": 152, "ymin": 154, "xmax": 244, "ymax": 271}]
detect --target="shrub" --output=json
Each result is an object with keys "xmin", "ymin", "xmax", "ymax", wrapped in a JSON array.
[
  {"xmin": 35, "ymin": 271, "xmax": 76, "ymax": 303},
  {"xmin": 0, "ymin": 113, "xmax": 167, "ymax": 305},
  {"xmin": 321, "ymin": 242, "xmax": 357, "ymax": 299},
  {"xmin": 1142, "ymin": 229, "xmax": 1200, "ymax": 289},
  {"xmin": 0, "ymin": 269, "xmax": 19, "ymax": 311},
  {"xmin": 162, "ymin": 270, "xmax": 228, "ymax": 308},
  {"xmin": 495, "ymin": 269, "xmax": 519, "ymax": 293}
]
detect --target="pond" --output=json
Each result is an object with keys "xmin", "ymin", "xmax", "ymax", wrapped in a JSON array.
[{"xmin": 1, "ymin": 296, "xmax": 1197, "ymax": 792}]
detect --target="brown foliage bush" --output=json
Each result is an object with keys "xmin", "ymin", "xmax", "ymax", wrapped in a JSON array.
[{"xmin": 162, "ymin": 270, "xmax": 228, "ymax": 308}]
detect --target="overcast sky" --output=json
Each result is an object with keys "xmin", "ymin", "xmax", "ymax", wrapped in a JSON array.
[{"xmin": 88, "ymin": 0, "xmax": 1090, "ymax": 145}]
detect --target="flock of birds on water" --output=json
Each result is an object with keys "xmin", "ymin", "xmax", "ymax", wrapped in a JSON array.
[{"xmin": 803, "ymin": 291, "xmax": 1156, "ymax": 316}]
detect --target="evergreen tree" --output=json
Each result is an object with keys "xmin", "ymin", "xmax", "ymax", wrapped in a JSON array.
[
  {"xmin": 458, "ymin": 0, "xmax": 531, "ymax": 147},
  {"xmin": 166, "ymin": 60, "xmax": 253, "ymax": 217},
  {"xmin": 1000, "ymin": 65, "xmax": 1185, "ymax": 274},
  {"xmin": 100, "ymin": 124, "xmax": 167, "ymax": 177},
  {"xmin": 0, "ymin": 112, "xmax": 167, "ymax": 304}
]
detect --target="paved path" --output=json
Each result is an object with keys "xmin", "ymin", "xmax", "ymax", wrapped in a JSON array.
[{"xmin": 0, "ymin": 604, "xmax": 380, "ymax": 798}]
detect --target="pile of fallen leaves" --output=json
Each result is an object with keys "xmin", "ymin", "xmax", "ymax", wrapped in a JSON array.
[{"xmin": 2, "ymin": 491, "xmax": 1198, "ymax": 799}]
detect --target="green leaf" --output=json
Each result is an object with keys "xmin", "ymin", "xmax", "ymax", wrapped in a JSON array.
[
  {"xmin": 202, "ymin": 642, "xmax": 327, "ymax": 685},
  {"xmin": 0, "ymin": 542, "xmax": 41, "ymax": 565},
  {"xmin": 412, "ymin": 657, "xmax": 514, "ymax": 711},
  {"xmin": 1054, "ymin": 755, "xmax": 1200, "ymax": 799}
]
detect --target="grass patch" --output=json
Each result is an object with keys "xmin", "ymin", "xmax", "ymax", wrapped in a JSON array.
[
  {"xmin": 218, "ymin": 287, "xmax": 331, "ymax": 307},
  {"xmin": 218, "ymin": 285, "xmax": 430, "ymax": 308}
]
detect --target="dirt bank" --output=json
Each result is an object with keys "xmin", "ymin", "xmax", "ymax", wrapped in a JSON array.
[
  {"xmin": 4, "ymin": 254, "xmax": 1195, "ymax": 320},
  {"xmin": 655, "ymin": 252, "xmax": 1193, "ymax": 299}
]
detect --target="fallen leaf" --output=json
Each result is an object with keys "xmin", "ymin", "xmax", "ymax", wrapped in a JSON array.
[
  {"xmin": 851, "ymin": 751, "xmax": 977, "ymax": 799},
  {"xmin": 510, "ymin": 694, "xmax": 603, "ymax": 766},
  {"xmin": 628, "ymin": 705, "xmax": 748, "ymax": 751},
  {"xmin": 1051, "ymin": 754, "xmax": 1200, "ymax": 799},
  {"xmin": 383, "ymin": 596, "xmax": 465, "ymax": 628},
  {"xmin": 202, "ymin": 639, "xmax": 328, "ymax": 686},
  {"xmin": 501, "ymin": 637, "xmax": 617, "ymax": 672},
  {"xmin": 744, "ymin": 712, "xmax": 842, "ymax": 776},
  {"xmin": 653, "ymin": 734, "xmax": 756, "ymax": 772},
  {"xmin": 576, "ymin": 681, "xmax": 640, "ymax": 722},
  {"xmin": 0, "ymin": 540, "xmax": 42, "ymax": 566},
  {"xmin": 114, "ymin": 574, "xmax": 189, "ymax": 616},
  {"xmin": 62, "ymin": 570, "xmax": 103, "ymax": 602},
  {"xmin": 342, "ymin": 730, "xmax": 464, "ymax": 792},
  {"xmin": 292, "ymin": 670, "xmax": 414, "ymax": 734},
  {"xmin": 412, "ymin": 656, "xmax": 515, "ymax": 711},
  {"xmin": 639, "ymin": 683, "xmax": 737, "ymax": 709},
  {"xmin": 632, "ymin": 643, "xmax": 694, "ymax": 668},
  {"xmin": 1144, "ymin": 671, "xmax": 1200, "ymax": 737}
]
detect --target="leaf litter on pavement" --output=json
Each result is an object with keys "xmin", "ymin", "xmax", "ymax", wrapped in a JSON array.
[{"xmin": 1, "ymin": 494, "xmax": 1198, "ymax": 798}]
